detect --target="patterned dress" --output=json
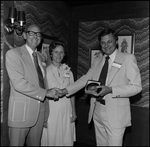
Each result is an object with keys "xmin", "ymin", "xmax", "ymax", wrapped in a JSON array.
[{"xmin": 41, "ymin": 63, "xmax": 76, "ymax": 146}]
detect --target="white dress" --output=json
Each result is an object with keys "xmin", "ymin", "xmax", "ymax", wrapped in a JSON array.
[{"xmin": 41, "ymin": 64, "xmax": 76, "ymax": 146}]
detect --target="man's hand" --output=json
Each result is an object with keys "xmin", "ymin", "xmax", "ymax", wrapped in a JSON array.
[
  {"xmin": 91, "ymin": 85, "xmax": 112, "ymax": 97},
  {"xmin": 46, "ymin": 88, "xmax": 62, "ymax": 101},
  {"xmin": 85, "ymin": 85, "xmax": 112, "ymax": 97},
  {"xmin": 57, "ymin": 88, "xmax": 68, "ymax": 98}
]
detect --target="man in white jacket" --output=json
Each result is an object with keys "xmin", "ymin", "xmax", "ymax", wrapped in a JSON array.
[{"xmin": 60, "ymin": 28, "xmax": 142, "ymax": 146}]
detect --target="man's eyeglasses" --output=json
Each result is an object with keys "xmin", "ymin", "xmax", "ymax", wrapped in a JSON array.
[{"xmin": 26, "ymin": 31, "xmax": 42, "ymax": 37}]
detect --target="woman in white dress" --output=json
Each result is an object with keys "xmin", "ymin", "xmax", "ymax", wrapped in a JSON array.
[{"xmin": 41, "ymin": 41, "xmax": 76, "ymax": 146}]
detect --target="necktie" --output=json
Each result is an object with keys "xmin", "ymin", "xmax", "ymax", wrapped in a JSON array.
[
  {"xmin": 32, "ymin": 52, "xmax": 45, "ymax": 88},
  {"xmin": 98, "ymin": 56, "xmax": 110, "ymax": 85},
  {"xmin": 97, "ymin": 56, "xmax": 110, "ymax": 103}
]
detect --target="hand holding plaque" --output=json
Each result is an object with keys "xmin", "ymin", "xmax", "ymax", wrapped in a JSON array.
[{"xmin": 85, "ymin": 80, "xmax": 102, "ymax": 95}]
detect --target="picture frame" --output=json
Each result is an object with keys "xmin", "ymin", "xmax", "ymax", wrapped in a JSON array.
[
  {"xmin": 41, "ymin": 35, "xmax": 58, "ymax": 57},
  {"xmin": 90, "ymin": 49, "xmax": 102, "ymax": 66},
  {"xmin": 42, "ymin": 43, "xmax": 50, "ymax": 57},
  {"xmin": 41, "ymin": 38, "xmax": 52, "ymax": 56},
  {"xmin": 41, "ymin": 38, "xmax": 56, "ymax": 66},
  {"xmin": 118, "ymin": 34, "xmax": 135, "ymax": 54}
]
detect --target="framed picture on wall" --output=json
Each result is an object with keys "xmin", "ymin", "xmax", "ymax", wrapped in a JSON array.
[
  {"xmin": 41, "ymin": 38, "xmax": 54, "ymax": 66},
  {"xmin": 118, "ymin": 34, "xmax": 135, "ymax": 54},
  {"xmin": 90, "ymin": 49, "xmax": 102, "ymax": 66},
  {"xmin": 42, "ymin": 43, "xmax": 50, "ymax": 57},
  {"xmin": 41, "ymin": 38, "xmax": 53, "ymax": 56},
  {"xmin": 41, "ymin": 35, "xmax": 58, "ymax": 57}
]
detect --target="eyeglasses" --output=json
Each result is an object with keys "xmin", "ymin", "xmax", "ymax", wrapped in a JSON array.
[{"xmin": 26, "ymin": 31, "xmax": 42, "ymax": 37}]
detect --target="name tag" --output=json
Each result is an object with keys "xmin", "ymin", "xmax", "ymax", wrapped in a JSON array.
[{"xmin": 112, "ymin": 62, "xmax": 122, "ymax": 68}]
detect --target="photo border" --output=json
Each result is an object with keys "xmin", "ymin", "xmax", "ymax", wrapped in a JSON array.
[
  {"xmin": 90, "ymin": 49, "xmax": 102, "ymax": 66},
  {"xmin": 118, "ymin": 34, "xmax": 135, "ymax": 54}
]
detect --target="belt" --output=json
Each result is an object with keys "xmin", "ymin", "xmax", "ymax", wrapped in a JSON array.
[{"xmin": 97, "ymin": 99, "xmax": 105, "ymax": 105}]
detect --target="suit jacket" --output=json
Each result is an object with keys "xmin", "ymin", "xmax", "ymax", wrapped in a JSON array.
[
  {"xmin": 67, "ymin": 50, "xmax": 142, "ymax": 128},
  {"xmin": 5, "ymin": 45, "xmax": 49, "ymax": 128}
]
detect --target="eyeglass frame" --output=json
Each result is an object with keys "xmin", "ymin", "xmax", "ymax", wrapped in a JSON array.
[{"xmin": 26, "ymin": 31, "xmax": 42, "ymax": 37}]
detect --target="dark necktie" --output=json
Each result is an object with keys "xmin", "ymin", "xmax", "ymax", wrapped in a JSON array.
[
  {"xmin": 96, "ymin": 56, "xmax": 110, "ymax": 104},
  {"xmin": 32, "ymin": 52, "xmax": 45, "ymax": 88},
  {"xmin": 98, "ymin": 56, "xmax": 110, "ymax": 85}
]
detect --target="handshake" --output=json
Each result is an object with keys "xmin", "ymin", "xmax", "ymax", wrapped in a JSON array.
[{"xmin": 46, "ymin": 88, "xmax": 68, "ymax": 101}]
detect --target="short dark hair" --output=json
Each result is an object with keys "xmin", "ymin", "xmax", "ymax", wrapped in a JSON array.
[
  {"xmin": 98, "ymin": 28, "xmax": 118, "ymax": 42},
  {"xmin": 49, "ymin": 40, "xmax": 66, "ymax": 56},
  {"xmin": 98, "ymin": 28, "xmax": 118, "ymax": 49}
]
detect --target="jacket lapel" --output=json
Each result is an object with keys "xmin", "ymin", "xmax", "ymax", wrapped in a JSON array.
[
  {"xmin": 107, "ymin": 51, "xmax": 123, "ymax": 86},
  {"xmin": 20, "ymin": 45, "xmax": 39, "ymax": 85},
  {"xmin": 37, "ymin": 52, "xmax": 45, "ymax": 78},
  {"xmin": 94, "ymin": 56, "xmax": 105, "ymax": 81}
]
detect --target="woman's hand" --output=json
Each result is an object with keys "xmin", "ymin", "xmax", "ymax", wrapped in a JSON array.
[
  {"xmin": 71, "ymin": 110, "xmax": 77, "ymax": 123},
  {"xmin": 43, "ymin": 121, "xmax": 48, "ymax": 128}
]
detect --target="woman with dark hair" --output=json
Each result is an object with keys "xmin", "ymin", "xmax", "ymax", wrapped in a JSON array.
[{"xmin": 41, "ymin": 41, "xmax": 76, "ymax": 146}]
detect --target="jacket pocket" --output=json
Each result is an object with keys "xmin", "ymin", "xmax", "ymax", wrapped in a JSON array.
[{"xmin": 9, "ymin": 101, "xmax": 29, "ymax": 122}]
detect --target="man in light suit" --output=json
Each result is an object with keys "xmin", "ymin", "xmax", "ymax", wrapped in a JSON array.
[
  {"xmin": 61, "ymin": 28, "xmax": 142, "ymax": 146},
  {"xmin": 5, "ymin": 24, "xmax": 60, "ymax": 146}
]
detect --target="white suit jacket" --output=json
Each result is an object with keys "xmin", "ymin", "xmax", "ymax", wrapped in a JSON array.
[
  {"xmin": 5, "ymin": 45, "xmax": 49, "ymax": 128},
  {"xmin": 66, "ymin": 50, "xmax": 142, "ymax": 128}
]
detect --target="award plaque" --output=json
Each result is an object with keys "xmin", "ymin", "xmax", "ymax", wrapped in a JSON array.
[{"xmin": 85, "ymin": 80, "xmax": 102, "ymax": 93}]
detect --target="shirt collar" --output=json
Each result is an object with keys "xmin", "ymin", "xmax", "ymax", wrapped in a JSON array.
[
  {"xmin": 105, "ymin": 49, "xmax": 117, "ymax": 63},
  {"xmin": 25, "ymin": 44, "xmax": 37, "ymax": 57}
]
